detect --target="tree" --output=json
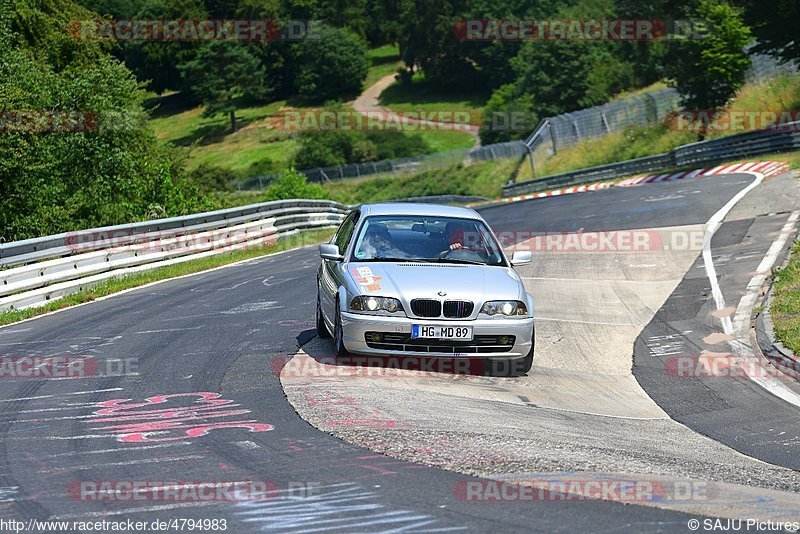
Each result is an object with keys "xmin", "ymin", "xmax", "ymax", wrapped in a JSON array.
[
  {"xmin": 397, "ymin": 0, "xmax": 476, "ymax": 87},
  {"xmin": 122, "ymin": 0, "xmax": 209, "ymax": 94},
  {"xmin": 736, "ymin": 0, "xmax": 800, "ymax": 64},
  {"xmin": 479, "ymin": 83, "xmax": 538, "ymax": 145},
  {"xmin": 665, "ymin": 0, "xmax": 753, "ymax": 136},
  {"xmin": 178, "ymin": 42, "xmax": 268, "ymax": 131},
  {"xmin": 292, "ymin": 25, "xmax": 368, "ymax": 102},
  {"xmin": 1, "ymin": 0, "xmax": 211, "ymax": 241}
]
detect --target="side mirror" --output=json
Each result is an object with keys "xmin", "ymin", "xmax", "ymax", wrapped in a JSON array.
[
  {"xmin": 510, "ymin": 251, "xmax": 532, "ymax": 266},
  {"xmin": 319, "ymin": 243, "xmax": 343, "ymax": 261}
]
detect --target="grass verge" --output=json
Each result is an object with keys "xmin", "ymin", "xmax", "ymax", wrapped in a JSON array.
[
  {"xmin": 771, "ymin": 239, "xmax": 800, "ymax": 355},
  {"xmin": 320, "ymin": 158, "xmax": 519, "ymax": 204},
  {"xmin": 0, "ymin": 228, "xmax": 334, "ymax": 327},
  {"xmin": 379, "ymin": 73, "xmax": 488, "ymax": 125},
  {"xmin": 364, "ymin": 44, "xmax": 402, "ymax": 89},
  {"xmin": 515, "ymin": 74, "xmax": 800, "ymax": 183}
]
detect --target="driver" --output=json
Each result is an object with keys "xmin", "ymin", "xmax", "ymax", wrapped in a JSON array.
[{"xmin": 446, "ymin": 222, "xmax": 465, "ymax": 250}]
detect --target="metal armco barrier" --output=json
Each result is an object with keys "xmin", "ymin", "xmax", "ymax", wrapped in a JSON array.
[
  {"xmin": 0, "ymin": 199, "xmax": 348, "ymax": 311},
  {"xmin": 504, "ymin": 123, "xmax": 800, "ymax": 197}
]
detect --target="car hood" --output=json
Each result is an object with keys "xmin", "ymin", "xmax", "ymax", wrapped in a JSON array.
[{"xmin": 345, "ymin": 262, "xmax": 525, "ymax": 303}]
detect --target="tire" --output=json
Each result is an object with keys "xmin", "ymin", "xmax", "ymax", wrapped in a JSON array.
[
  {"xmin": 333, "ymin": 301, "xmax": 349, "ymax": 357},
  {"xmin": 316, "ymin": 292, "xmax": 331, "ymax": 338}
]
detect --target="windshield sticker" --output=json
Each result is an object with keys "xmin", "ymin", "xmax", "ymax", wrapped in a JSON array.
[{"xmin": 351, "ymin": 266, "xmax": 383, "ymax": 292}]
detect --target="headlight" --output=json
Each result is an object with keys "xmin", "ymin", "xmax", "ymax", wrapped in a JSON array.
[
  {"xmin": 349, "ymin": 296, "xmax": 403, "ymax": 314},
  {"xmin": 480, "ymin": 300, "xmax": 528, "ymax": 317}
]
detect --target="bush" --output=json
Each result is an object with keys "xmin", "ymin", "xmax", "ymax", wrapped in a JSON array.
[
  {"xmin": 479, "ymin": 83, "xmax": 538, "ymax": 145},
  {"xmin": 292, "ymin": 130, "xmax": 432, "ymax": 169},
  {"xmin": 262, "ymin": 168, "xmax": 330, "ymax": 201},
  {"xmin": 366, "ymin": 132, "xmax": 430, "ymax": 160},
  {"xmin": 187, "ymin": 164, "xmax": 238, "ymax": 192},
  {"xmin": 292, "ymin": 25, "xmax": 368, "ymax": 102}
]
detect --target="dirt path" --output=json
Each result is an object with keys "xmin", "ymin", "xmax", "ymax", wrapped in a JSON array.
[{"xmin": 353, "ymin": 74, "xmax": 481, "ymax": 147}]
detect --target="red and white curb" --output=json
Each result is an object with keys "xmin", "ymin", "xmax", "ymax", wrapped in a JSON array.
[{"xmin": 498, "ymin": 160, "xmax": 791, "ymax": 204}]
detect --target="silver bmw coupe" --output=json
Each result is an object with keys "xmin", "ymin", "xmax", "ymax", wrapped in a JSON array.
[{"xmin": 316, "ymin": 203, "xmax": 535, "ymax": 376}]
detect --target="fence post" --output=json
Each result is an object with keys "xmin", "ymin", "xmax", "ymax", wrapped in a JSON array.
[
  {"xmin": 258, "ymin": 176, "xmax": 263, "ymax": 189},
  {"xmin": 527, "ymin": 146, "xmax": 536, "ymax": 177}
]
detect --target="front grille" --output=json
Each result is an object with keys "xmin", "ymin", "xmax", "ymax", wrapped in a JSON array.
[
  {"xmin": 443, "ymin": 300, "xmax": 473, "ymax": 318},
  {"xmin": 364, "ymin": 332, "xmax": 515, "ymax": 354},
  {"xmin": 411, "ymin": 299, "xmax": 441, "ymax": 318}
]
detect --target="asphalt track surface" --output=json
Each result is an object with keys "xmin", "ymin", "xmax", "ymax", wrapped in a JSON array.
[{"xmin": 0, "ymin": 171, "xmax": 797, "ymax": 533}]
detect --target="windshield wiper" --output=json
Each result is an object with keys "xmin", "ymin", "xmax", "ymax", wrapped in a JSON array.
[
  {"xmin": 359, "ymin": 257, "xmax": 435, "ymax": 263},
  {"xmin": 437, "ymin": 258, "xmax": 486, "ymax": 266}
]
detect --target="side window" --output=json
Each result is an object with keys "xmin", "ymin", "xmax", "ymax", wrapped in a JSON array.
[{"xmin": 334, "ymin": 211, "xmax": 359, "ymax": 253}]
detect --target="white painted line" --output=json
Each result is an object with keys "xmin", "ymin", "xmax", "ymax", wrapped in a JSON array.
[
  {"xmin": 701, "ymin": 172, "xmax": 764, "ymax": 334},
  {"xmin": 56, "ymin": 501, "xmax": 221, "ymax": 519},
  {"xmin": 134, "ymin": 326, "xmax": 203, "ymax": 334},
  {"xmin": 701, "ymin": 174, "xmax": 800, "ymax": 408},
  {"xmin": 39, "ymin": 455, "xmax": 205, "ymax": 473},
  {"xmin": 0, "ymin": 241, "xmax": 321, "ymax": 331},
  {"xmin": 234, "ymin": 440, "xmax": 262, "ymax": 450},
  {"xmin": 0, "ymin": 395, "xmax": 53, "ymax": 402},
  {"xmin": 44, "ymin": 443, "xmax": 187, "ymax": 458},
  {"xmin": 68, "ymin": 388, "xmax": 124, "ymax": 395}
]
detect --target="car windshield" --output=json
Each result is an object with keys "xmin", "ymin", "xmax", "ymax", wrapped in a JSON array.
[{"xmin": 351, "ymin": 215, "xmax": 506, "ymax": 266}]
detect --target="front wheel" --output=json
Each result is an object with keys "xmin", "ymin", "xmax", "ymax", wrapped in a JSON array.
[
  {"xmin": 333, "ymin": 303, "xmax": 349, "ymax": 357},
  {"xmin": 316, "ymin": 292, "xmax": 331, "ymax": 338}
]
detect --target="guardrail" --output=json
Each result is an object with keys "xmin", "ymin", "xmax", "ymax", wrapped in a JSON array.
[
  {"xmin": 504, "ymin": 123, "xmax": 800, "ymax": 196},
  {"xmin": 0, "ymin": 199, "xmax": 348, "ymax": 311}
]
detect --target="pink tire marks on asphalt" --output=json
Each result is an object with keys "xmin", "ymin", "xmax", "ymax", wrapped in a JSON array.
[{"xmin": 86, "ymin": 392, "xmax": 273, "ymax": 443}]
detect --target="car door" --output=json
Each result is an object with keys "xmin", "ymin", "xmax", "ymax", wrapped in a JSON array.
[{"xmin": 319, "ymin": 209, "xmax": 359, "ymax": 321}]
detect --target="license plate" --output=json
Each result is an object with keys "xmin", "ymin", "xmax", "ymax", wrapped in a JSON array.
[{"xmin": 412, "ymin": 325, "xmax": 473, "ymax": 341}]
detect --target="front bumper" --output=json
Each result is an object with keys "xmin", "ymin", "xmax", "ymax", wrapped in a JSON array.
[{"xmin": 340, "ymin": 312, "xmax": 534, "ymax": 359}]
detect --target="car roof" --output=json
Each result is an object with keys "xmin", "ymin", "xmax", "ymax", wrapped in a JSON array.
[{"xmin": 358, "ymin": 203, "xmax": 482, "ymax": 220}]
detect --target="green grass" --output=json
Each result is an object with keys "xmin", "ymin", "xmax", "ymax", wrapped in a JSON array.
[
  {"xmin": 319, "ymin": 158, "xmax": 519, "ymax": 205},
  {"xmin": 515, "ymin": 74, "xmax": 800, "ymax": 183},
  {"xmin": 379, "ymin": 73, "xmax": 488, "ymax": 126},
  {"xmin": 364, "ymin": 44, "xmax": 402, "ymax": 89},
  {"xmin": 771, "ymin": 238, "xmax": 800, "ymax": 354},
  {"xmin": 0, "ymin": 228, "xmax": 334, "ymax": 327},
  {"xmin": 149, "ymin": 97, "xmax": 298, "ymax": 173}
]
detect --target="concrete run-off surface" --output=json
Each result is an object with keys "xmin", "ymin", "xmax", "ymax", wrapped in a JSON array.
[{"xmin": 281, "ymin": 170, "xmax": 800, "ymax": 522}]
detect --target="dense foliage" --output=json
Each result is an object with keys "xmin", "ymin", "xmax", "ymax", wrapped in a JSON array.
[
  {"xmin": 0, "ymin": 0, "xmax": 209, "ymax": 240},
  {"xmin": 2, "ymin": 0, "xmax": 793, "ymax": 239}
]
